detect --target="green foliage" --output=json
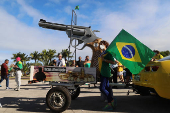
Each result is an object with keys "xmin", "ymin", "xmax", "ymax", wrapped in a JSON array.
[
  {"xmin": 11, "ymin": 52, "xmax": 30, "ymax": 63},
  {"xmin": 22, "ymin": 62, "xmax": 30, "ymax": 76},
  {"xmin": 39, "ymin": 49, "xmax": 57, "ymax": 66},
  {"xmin": 60, "ymin": 49, "xmax": 73, "ymax": 60},
  {"xmin": 30, "ymin": 51, "xmax": 40, "ymax": 64},
  {"xmin": 29, "ymin": 62, "xmax": 42, "ymax": 66},
  {"xmin": 160, "ymin": 50, "xmax": 170, "ymax": 57}
]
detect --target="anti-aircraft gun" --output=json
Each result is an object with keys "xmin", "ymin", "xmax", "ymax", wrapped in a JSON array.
[{"xmin": 39, "ymin": 19, "xmax": 100, "ymax": 50}]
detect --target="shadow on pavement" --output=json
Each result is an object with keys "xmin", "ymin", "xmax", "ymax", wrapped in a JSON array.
[
  {"xmin": 1, "ymin": 97, "xmax": 51, "ymax": 112},
  {"xmin": 70, "ymin": 95, "xmax": 170, "ymax": 113},
  {"xmin": 0, "ymin": 95, "xmax": 170, "ymax": 113}
]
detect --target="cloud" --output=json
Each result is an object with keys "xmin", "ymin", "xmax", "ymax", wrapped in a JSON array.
[
  {"xmin": 81, "ymin": 3, "xmax": 89, "ymax": 8},
  {"xmin": 17, "ymin": 0, "xmax": 46, "ymax": 22},
  {"xmin": 49, "ymin": 0, "xmax": 60, "ymax": 4},
  {"xmin": 68, "ymin": 0, "xmax": 81, "ymax": 3},
  {"xmin": 0, "ymin": 7, "xmax": 70, "ymax": 61},
  {"xmin": 64, "ymin": 6, "xmax": 72, "ymax": 14},
  {"xmin": 93, "ymin": 0, "xmax": 170, "ymax": 51}
]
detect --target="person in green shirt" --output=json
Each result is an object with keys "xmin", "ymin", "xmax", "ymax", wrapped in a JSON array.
[
  {"xmin": 98, "ymin": 40, "xmax": 118, "ymax": 111},
  {"xmin": 14, "ymin": 57, "xmax": 23, "ymax": 91}
]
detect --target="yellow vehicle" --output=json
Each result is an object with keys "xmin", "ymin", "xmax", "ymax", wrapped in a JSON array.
[{"xmin": 133, "ymin": 56, "xmax": 170, "ymax": 99}]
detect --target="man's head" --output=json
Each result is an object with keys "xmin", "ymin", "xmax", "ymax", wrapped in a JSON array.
[
  {"xmin": 16, "ymin": 57, "xmax": 21, "ymax": 62},
  {"xmin": 86, "ymin": 56, "xmax": 89, "ymax": 61},
  {"xmin": 79, "ymin": 56, "xmax": 82, "ymax": 61},
  {"xmin": 99, "ymin": 40, "xmax": 109, "ymax": 51},
  {"xmin": 58, "ymin": 53, "xmax": 62, "ymax": 60},
  {"xmin": 5, "ymin": 59, "xmax": 9, "ymax": 64},
  {"xmin": 72, "ymin": 60, "xmax": 75, "ymax": 64},
  {"xmin": 153, "ymin": 50, "xmax": 160, "ymax": 56}
]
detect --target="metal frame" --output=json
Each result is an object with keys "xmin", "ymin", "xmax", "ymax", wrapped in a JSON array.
[{"xmin": 68, "ymin": 10, "xmax": 77, "ymax": 62}]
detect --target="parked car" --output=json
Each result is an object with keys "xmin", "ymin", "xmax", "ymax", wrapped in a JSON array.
[{"xmin": 133, "ymin": 55, "xmax": 170, "ymax": 99}]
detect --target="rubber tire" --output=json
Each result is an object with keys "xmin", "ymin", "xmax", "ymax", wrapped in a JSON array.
[
  {"xmin": 70, "ymin": 87, "xmax": 80, "ymax": 100},
  {"xmin": 46, "ymin": 87, "xmax": 71, "ymax": 113}
]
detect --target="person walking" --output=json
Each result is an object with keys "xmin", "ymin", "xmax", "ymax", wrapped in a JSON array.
[
  {"xmin": 0, "ymin": 59, "xmax": 11, "ymax": 89},
  {"xmin": 14, "ymin": 57, "xmax": 23, "ymax": 91},
  {"xmin": 98, "ymin": 40, "xmax": 117, "ymax": 111}
]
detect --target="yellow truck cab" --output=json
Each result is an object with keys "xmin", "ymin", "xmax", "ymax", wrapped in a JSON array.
[{"xmin": 133, "ymin": 56, "xmax": 170, "ymax": 99}]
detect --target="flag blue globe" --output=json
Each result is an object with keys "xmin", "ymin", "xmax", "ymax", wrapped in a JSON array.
[{"xmin": 121, "ymin": 45, "xmax": 135, "ymax": 58}]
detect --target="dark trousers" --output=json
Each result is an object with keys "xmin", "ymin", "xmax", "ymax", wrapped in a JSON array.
[
  {"xmin": 112, "ymin": 68, "xmax": 118, "ymax": 83},
  {"xmin": 0, "ymin": 75, "xmax": 9, "ymax": 87},
  {"xmin": 100, "ymin": 75, "xmax": 113, "ymax": 103}
]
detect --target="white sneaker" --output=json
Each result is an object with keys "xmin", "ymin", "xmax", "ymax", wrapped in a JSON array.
[
  {"xmin": 6, "ymin": 87, "xmax": 11, "ymax": 90},
  {"xmin": 14, "ymin": 88, "xmax": 20, "ymax": 91}
]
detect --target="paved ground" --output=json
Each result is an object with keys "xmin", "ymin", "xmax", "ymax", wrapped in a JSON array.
[{"xmin": 0, "ymin": 79, "xmax": 170, "ymax": 113}]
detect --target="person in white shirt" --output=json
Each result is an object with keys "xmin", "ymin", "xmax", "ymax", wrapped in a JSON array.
[{"xmin": 56, "ymin": 53, "xmax": 66, "ymax": 67}]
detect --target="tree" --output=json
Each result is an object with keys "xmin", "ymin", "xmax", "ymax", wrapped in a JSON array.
[
  {"xmin": 30, "ymin": 51, "xmax": 40, "ymax": 64},
  {"xmin": 11, "ymin": 52, "xmax": 30, "ymax": 76},
  {"xmin": 48, "ymin": 49, "xmax": 57, "ymax": 63},
  {"xmin": 160, "ymin": 50, "xmax": 170, "ymax": 57},
  {"xmin": 61, "ymin": 49, "xmax": 73, "ymax": 60},
  {"xmin": 39, "ymin": 49, "xmax": 57, "ymax": 66}
]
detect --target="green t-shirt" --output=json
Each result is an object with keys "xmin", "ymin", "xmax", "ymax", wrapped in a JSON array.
[
  {"xmin": 99, "ymin": 51, "xmax": 114, "ymax": 78},
  {"xmin": 16, "ymin": 61, "xmax": 23, "ymax": 69},
  {"xmin": 85, "ymin": 63, "xmax": 91, "ymax": 68}
]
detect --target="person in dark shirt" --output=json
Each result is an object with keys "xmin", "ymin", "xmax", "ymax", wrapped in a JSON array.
[
  {"xmin": 76, "ymin": 56, "xmax": 84, "ymax": 67},
  {"xmin": 34, "ymin": 67, "xmax": 46, "ymax": 81},
  {"xmin": 0, "ymin": 59, "xmax": 11, "ymax": 89}
]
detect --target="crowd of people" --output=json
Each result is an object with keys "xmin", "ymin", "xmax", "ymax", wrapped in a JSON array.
[{"xmin": 50, "ymin": 53, "xmax": 91, "ymax": 68}]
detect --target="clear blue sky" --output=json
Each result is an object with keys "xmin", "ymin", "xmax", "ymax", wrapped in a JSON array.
[{"xmin": 0, "ymin": 0, "xmax": 170, "ymax": 64}]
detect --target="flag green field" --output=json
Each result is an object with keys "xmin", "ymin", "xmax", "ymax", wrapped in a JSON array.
[
  {"xmin": 106, "ymin": 29, "xmax": 155, "ymax": 74},
  {"xmin": 75, "ymin": 5, "xmax": 79, "ymax": 10}
]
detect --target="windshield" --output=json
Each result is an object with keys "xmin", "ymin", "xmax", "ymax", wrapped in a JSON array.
[{"xmin": 158, "ymin": 55, "xmax": 170, "ymax": 61}]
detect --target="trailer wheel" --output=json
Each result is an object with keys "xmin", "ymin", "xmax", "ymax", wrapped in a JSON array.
[
  {"xmin": 46, "ymin": 87, "xmax": 71, "ymax": 112},
  {"xmin": 69, "ymin": 86, "xmax": 80, "ymax": 100}
]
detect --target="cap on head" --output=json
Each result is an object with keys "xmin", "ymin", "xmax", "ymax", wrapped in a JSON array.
[{"xmin": 16, "ymin": 57, "xmax": 21, "ymax": 62}]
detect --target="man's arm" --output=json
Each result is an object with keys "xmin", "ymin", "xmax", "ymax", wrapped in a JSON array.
[{"xmin": 101, "ymin": 54, "xmax": 119, "ymax": 64}]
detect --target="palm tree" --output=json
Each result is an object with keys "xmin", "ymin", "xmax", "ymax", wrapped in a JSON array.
[
  {"xmin": 39, "ymin": 49, "xmax": 57, "ymax": 66},
  {"xmin": 61, "ymin": 49, "xmax": 73, "ymax": 60},
  {"xmin": 48, "ymin": 49, "xmax": 57, "ymax": 63},
  {"xmin": 30, "ymin": 51, "xmax": 40, "ymax": 64},
  {"xmin": 39, "ymin": 49, "xmax": 49, "ymax": 66}
]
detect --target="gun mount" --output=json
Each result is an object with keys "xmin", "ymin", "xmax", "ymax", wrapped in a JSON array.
[{"xmin": 39, "ymin": 19, "xmax": 100, "ymax": 50}]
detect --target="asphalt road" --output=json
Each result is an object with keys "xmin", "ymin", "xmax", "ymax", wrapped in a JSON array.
[{"xmin": 0, "ymin": 79, "xmax": 169, "ymax": 113}]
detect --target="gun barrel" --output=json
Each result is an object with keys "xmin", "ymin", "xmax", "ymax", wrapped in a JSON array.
[{"xmin": 39, "ymin": 19, "xmax": 87, "ymax": 36}]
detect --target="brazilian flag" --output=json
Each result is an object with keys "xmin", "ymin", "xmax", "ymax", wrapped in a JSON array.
[
  {"xmin": 106, "ymin": 29, "xmax": 155, "ymax": 74},
  {"xmin": 75, "ymin": 5, "xmax": 79, "ymax": 10}
]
